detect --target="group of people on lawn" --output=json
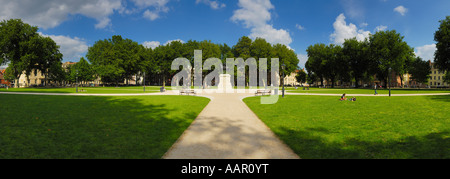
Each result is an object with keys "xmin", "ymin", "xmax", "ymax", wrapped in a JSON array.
[
  {"xmin": 340, "ymin": 93, "xmax": 356, "ymax": 102},
  {"xmin": 339, "ymin": 83, "xmax": 380, "ymax": 101}
]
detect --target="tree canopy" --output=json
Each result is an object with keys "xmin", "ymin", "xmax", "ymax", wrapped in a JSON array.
[{"xmin": 434, "ymin": 16, "xmax": 450, "ymax": 82}]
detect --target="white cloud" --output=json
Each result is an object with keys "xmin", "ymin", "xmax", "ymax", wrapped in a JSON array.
[
  {"xmin": 164, "ymin": 39, "xmax": 185, "ymax": 45},
  {"xmin": 142, "ymin": 41, "xmax": 161, "ymax": 49},
  {"xmin": 340, "ymin": 0, "xmax": 365, "ymax": 19},
  {"xmin": 297, "ymin": 54, "xmax": 308, "ymax": 69},
  {"xmin": 39, "ymin": 33, "xmax": 88, "ymax": 62},
  {"xmin": 415, "ymin": 44, "xmax": 436, "ymax": 61},
  {"xmin": 0, "ymin": 0, "xmax": 123, "ymax": 29},
  {"xmin": 196, "ymin": 0, "xmax": 226, "ymax": 9},
  {"xmin": 330, "ymin": 13, "xmax": 371, "ymax": 45},
  {"xmin": 394, "ymin": 6, "xmax": 408, "ymax": 16},
  {"xmin": 360, "ymin": 23, "xmax": 369, "ymax": 28},
  {"xmin": 131, "ymin": 0, "xmax": 170, "ymax": 21},
  {"xmin": 142, "ymin": 39, "xmax": 184, "ymax": 49},
  {"xmin": 375, "ymin": 25, "xmax": 388, "ymax": 32},
  {"xmin": 296, "ymin": 24, "xmax": 305, "ymax": 31},
  {"xmin": 231, "ymin": 0, "xmax": 292, "ymax": 47}
]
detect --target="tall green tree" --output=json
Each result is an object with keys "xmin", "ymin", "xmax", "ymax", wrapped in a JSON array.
[
  {"xmin": 233, "ymin": 36, "xmax": 252, "ymax": 59},
  {"xmin": 24, "ymin": 35, "xmax": 63, "ymax": 85},
  {"xmin": 369, "ymin": 30, "xmax": 415, "ymax": 89},
  {"xmin": 322, "ymin": 44, "xmax": 347, "ymax": 88},
  {"xmin": 306, "ymin": 43, "xmax": 328, "ymax": 86},
  {"xmin": 343, "ymin": 38, "xmax": 371, "ymax": 88},
  {"xmin": 68, "ymin": 57, "xmax": 95, "ymax": 83},
  {"xmin": 434, "ymin": 16, "xmax": 450, "ymax": 82},
  {"xmin": 295, "ymin": 70, "xmax": 307, "ymax": 85},
  {"xmin": 86, "ymin": 35, "xmax": 141, "ymax": 86},
  {"xmin": 0, "ymin": 19, "xmax": 39, "ymax": 87},
  {"xmin": 408, "ymin": 57, "xmax": 431, "ymax": 87}
]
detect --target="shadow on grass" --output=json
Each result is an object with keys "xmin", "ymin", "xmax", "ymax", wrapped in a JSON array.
[
  {"xmin": 0, "ymin": 94, "xmax": 207, "ymax": 159},
  {"xmin": 276, "ymin": 127, "xmax": 450, "ymax": 159},
  {"xmin": 429, "ymin": 95, "xmax": 450, "ymax": 102}
]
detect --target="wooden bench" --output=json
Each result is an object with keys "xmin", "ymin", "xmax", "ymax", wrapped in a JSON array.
[
  {"xmin": 255, "ymin": 90, "xmax": 272, "ymax": 96},
  {"xmin": 180, "ymin": 89, "xmax": 196, "ymax": 96}
]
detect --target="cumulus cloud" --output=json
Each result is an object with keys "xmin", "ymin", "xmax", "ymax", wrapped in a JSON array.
[
  {"xmin": 375, "ymin": 25, "xmax": 388, "ymax": 32},
  {"xmin": 131, "ymin": 0, "xmax": 170, "ymax": 21},
  {"xmin": 231, "ymin": 0, "xmax": 292, "ymax": 47},
  {"xmin": 142, "ymin": 39, "xmax": 184, "ymax": 49},
  {"xmin": 0, "ymin": 0, "xmax": 123, "ymax": 29},
  {"xmin": 39, "ymin": 33, "xmax": 89, "ymax": 62},
  {"xmin": 296, "ymin": 24, "xmax": 305, "ymax": 31},
  {"xmin": 164, "ymin": 39, "xmax": 185, "ymax": 45},
  {"xmin": 330, "ymin": 14, "xmax": 371, "ymax": 45},
  {"xmin": 142, "ymin": 41, "xmax": 161, "ymax": 49},
  {"xmin": 394, "ymin": 6, "xmax": 408, "ymax": 16},
  {"xmin": 196, "ymin": 0, "xmax": 226, "ymax": 9},
  {"xmin": 415, "ymin": 44, "xmax": 436, "ymax": 61}
]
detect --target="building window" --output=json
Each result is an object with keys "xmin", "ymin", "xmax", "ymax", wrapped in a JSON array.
[{"xmin": 438, "ymin": 76, "xmax": 440, "ymax": 80}]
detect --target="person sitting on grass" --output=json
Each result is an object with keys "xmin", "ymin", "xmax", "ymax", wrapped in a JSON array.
[
  {"xmin": 340, "ymin": 93, "xmax": 347, "ymax": 101},
  {"xmin": 350, "ymin": 97, "xmax": 356, "ymax": 102}
]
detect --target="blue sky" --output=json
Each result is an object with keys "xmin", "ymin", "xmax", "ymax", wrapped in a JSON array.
[{"xmin": 1, "ymin": 0, "xmax": 448, "ymax": 69}]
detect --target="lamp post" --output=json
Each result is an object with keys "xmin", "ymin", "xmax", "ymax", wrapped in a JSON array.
[
  {"xmin": 282, "ymin": 64, "xmax": 286, "ymax": 98},
  {"xmin": 76, "ymin": 69, "xmax": 79, "ymax": 93}
]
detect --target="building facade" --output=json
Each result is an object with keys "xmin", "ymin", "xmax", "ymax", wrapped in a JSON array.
[{"xmin": 428, "ymin": 61, "xmax": 448, "ymax": 88}]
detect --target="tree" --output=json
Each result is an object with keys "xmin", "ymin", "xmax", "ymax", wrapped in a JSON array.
[
  {"xmin": 68, "ymin": 57, "xmax": 95, "ymax": 83},
  {"xmin": 369, "ymin": 30, "xmax": 415, "ymax": 89},
  {"xmin": 306, "ymin": 44, "xmax": 327, "ymax": 86},
  {"xmin": 295, "ymin": 70, "xmax": 307, "ymax": 85},
  {"xmin": 86, "ymin": 35, "xmax": 141, "ymax": 86},
  {"xmin": 343, "ymin": 38, "xmax": 371, "ymax": 88},
  {"xmin": 408, "ymin": 57, "xmax": 431, "ymax": 87},
  {"xmin": 232, "ymin": 36, "xmax": 252, "ymax": 59},
  {"xmin": 0, "ymin": 19, "xmax": 39, "ymax": 87},
  {"xmin": 434, "ymin": 16, "xmax": 450, "ymax": 82},
  {"xmin": 322, "ymin": 44, "xmax": 347, "ymax": 88},
  {"xmin": 24, "ymin": 35, "xmax": 63, "ymax": 86}
]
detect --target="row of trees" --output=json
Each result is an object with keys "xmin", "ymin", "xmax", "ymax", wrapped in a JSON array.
[
  {"xmin": 306, "ymin": 16, "xmax": 450, "ymax": 88},
  {"xmin": 305, "ymin": 30, "xmax": 431, "ymax": 88},
  {"xmin": 84, "ymin": 35, "xmax": 299, "ymax": 86},
  {"xmin": 0, "ymin": 19, "xmax": 299, "ymax": 88},
  {"xmin": 0, "ymin": 19, "xmax": 64, "ymax": 87}
]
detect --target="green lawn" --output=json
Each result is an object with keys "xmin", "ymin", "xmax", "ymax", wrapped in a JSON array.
[
  {"xmin": 0, "ymin": 94, "xmax": 209, "ymax": 159},
  {"xmin": 0, "ymin": 86, "xmax": 170, "ymax": 94},
  {"xmin": 244, "ymin": 95, "xmax": 450, "ymax": 159},
  {"xmin": 286, "ymin": 87, "xmax": 450, "ymax": 94}
]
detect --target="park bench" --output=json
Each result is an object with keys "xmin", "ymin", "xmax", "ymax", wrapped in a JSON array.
[
  {"xmin": 255, "ymin": 89, "xmax": 272, "ymax": 96},
  {"xmin": 180, "ymin": 89, "xmax": 196, "ymax": 96}
]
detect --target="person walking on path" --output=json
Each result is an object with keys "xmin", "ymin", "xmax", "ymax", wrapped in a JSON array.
[{"xmin": 374, "ymin": 83, "xmax": 378, "ymax": 95}]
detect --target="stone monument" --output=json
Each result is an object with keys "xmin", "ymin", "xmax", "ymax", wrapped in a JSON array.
[{"xmin": 217, "ymin": 74, "xmax": 233, "ymax": 92}]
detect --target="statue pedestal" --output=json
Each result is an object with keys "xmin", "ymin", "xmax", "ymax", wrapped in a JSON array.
[{"xmin": 217, "ymin": 74, "xmax": 233, "ymax": 93}]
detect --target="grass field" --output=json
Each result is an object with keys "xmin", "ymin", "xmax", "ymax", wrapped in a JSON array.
[
  {"xmin": 0, "ymin": 94, "xmax": 210, "ymax": 159},
  {"xmin": 0, "ymin": 86, "xmax": 169, "ymax": 94},
  {"xmin": 286, "ymin": 87, "xmax": 450, "ymax": 94},
  {"xmin": 244, "ymin": 95, "xmax": 450, "ymax": 159}
]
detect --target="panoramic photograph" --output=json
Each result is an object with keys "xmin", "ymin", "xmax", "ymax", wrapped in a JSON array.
[{"xmin": 0, "ymin": 0, "xmax": 449, "ymax": 176}]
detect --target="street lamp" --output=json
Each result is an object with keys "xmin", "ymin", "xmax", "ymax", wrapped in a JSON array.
[
  {"xmin": 282, "ymin": 64, "xmax": 286, "ymax": 98},
  {"xmin": 76, "ymin": 69, "xmax": 79, "ymax": 93}
]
